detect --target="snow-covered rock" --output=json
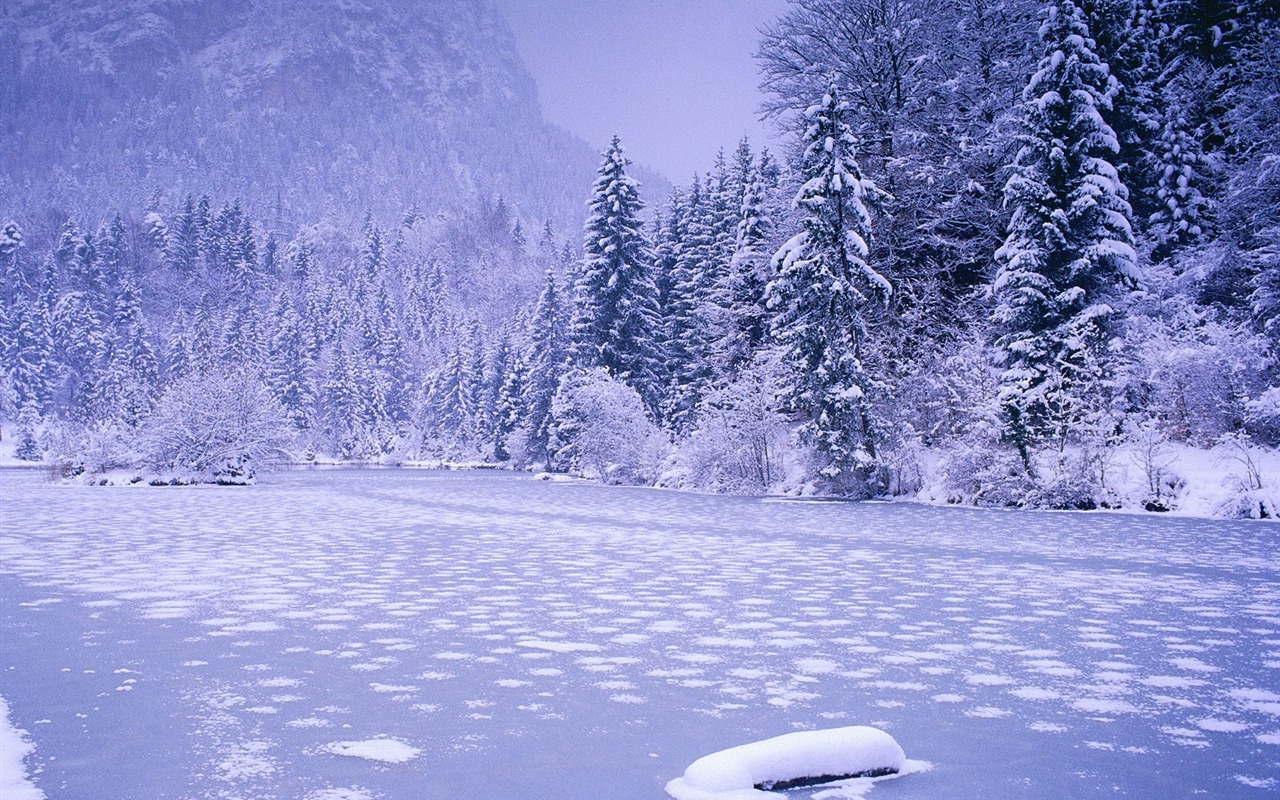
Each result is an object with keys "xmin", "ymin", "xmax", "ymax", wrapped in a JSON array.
[{"xmin": 666, "ymin": 726, "xmax": 906, "ymax": 800}]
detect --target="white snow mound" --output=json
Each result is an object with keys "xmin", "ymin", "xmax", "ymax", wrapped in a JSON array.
[
  {"xmin": 666, "ymin": 726, "xmax": 905, "ymax": 800},
  {"xmin": 323, "ymin": 738, "xmax": 420, "ymax": 763}
]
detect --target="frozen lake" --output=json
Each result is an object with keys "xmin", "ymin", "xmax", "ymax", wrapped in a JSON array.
[{"xmin": 1, "ymin": 467, "xmax": 1278, "ymax": 799}]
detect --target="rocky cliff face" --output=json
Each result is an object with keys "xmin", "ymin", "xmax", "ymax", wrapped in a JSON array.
[{"xmin": 1, "ymin": 0, "xmax": 597, "ymax": 226}]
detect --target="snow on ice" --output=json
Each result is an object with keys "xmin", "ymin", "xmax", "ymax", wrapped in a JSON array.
[
  {"xmin": 665, "ymin": 725, "xmax": 907, "ymax": 800},
  {"xmin": 0, "ymin": 468, "xmax": 1277, "ymax": 799}
]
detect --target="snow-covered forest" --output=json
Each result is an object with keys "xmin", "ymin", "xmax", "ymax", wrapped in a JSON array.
[{"xmin": 2, "ymin": 0, "xmax": 1278, "ymax": 517}]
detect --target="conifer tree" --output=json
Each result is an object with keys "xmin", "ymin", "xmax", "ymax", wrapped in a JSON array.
[
  {"xmin": 523, "ymin": 270, "xmax": 569, "ymax": 464},
  {"xmin": 571, "ymin": 136, "xmax": 663, "ymax": 411},
  {"xmin": 721, "ymin": 166, "xmax": 776, "ymax": 372},
  {"xmin": 0, "ymin": 221, "xmax": 24, "ymax": 297},
  {"xmin": 6, "ymin": 298, "xmax": 55, "ymax": 416},
  {"xmin": 166, "ymin": 308, "xmax": 193, "ymax": 382},
  {"xmin": 767, "ymin": 82, "xmax": 891, "ymax": 492},
  {"xmin": 53, "ymin": 290, "xmax": 105, "ymax": 419},
  {"xmin": 263, "ymin": 293, "xmax": 316, "ymax": 431},
  {"xmin": 95, "ymin": 276, "xmax": 158, "ymax": 427},
  {"xmin": 167, "ymin": 195, "xmax": 201, "ymax": 277},
  {"xmin": 663, "ymin": 176, "xmax": 716, "ymax": 431},
  {"xmin": 993, "ymin": 0, "xmax": 1139, "ymax": 464}
]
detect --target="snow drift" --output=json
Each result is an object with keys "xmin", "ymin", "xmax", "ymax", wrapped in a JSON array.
[{"xmin": 666, "ymin": 726, "xmax": 905, "ymax": 800}]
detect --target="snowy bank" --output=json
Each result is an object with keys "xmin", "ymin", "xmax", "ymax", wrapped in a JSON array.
[
  {"xmin": 666, "ymin": 726, "xmax": 906, "ymax": 800},
  {"xmin": 0, "ymin": 696, "xmax": 45, "ymax": 800},
  {"xmin": 915, "ymin": 439, "xmax": 1279, "ymax": 520}
]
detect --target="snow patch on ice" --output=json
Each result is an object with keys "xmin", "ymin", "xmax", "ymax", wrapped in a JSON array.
[
  {"xmin": 1071, "ymin": 698, "xmax": 1142, "ymax": 715},
  {"xmin": 516, "ymin": 640, "xmax": 602, "ymax": 653},
  {"xmin": 304, "ymin": 789, "xmax": 374, "ymax": 800},
  {"xmin": 323, "ymin": 738, "xmax": 420, "ymax": 763},
  {"xmin": 0, "ymin": 696, "xmax": 44, "ymax": 800}
]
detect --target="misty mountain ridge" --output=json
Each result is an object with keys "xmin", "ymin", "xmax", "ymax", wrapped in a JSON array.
[{"xmin": 1, "ymin": 0, "xmax": 649, "ymax": 230}]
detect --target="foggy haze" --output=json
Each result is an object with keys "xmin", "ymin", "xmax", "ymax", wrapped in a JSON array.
[{"xmin": 492, "ymin": 0, "xmax": 789, "ymax": 179}]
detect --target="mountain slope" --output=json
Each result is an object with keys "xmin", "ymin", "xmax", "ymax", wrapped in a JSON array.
[{"xmin": 0, "ymin": 0, "xmax": 600, "ymax": 227}]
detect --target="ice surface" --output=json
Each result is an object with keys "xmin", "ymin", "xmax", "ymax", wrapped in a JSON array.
[{"xmin": 0, "ymin": 468, "xmax": 1277, "ymax": 799}]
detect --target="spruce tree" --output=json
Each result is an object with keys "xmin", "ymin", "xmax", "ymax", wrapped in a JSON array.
[
  {"xmin": 663, "ymin": 176, "xmax": 715, "ymax": 431},
  {"xmin": 993, "ymin": 0, "xmax": 1139, "ymax": 464},
  {"xmin": 6, "ymin": 298, "xmax": 54, "ymax": 416},
  {"xmin": 0, "ymin": 221, "xmax": 23, "ymax": 289},
  {"xmin": 95, "ymin": 276, "xmax": 158, "ymax": 427},
  {"xmin": 523, "ymin": 271, "xmax": 569, "ymax": 464},
  {"xmin": 571, "ymin": 136, "xmax": 663, "ymax": 411},
  {"xmin": 53, "ymin": 290, "xmax": 106, "ymax": 420},
  {"xmin": 263, "ymin": 293, "xmax": 316, "ymax": 431},
  {"xmin": 767, "ymin": 82, "xmax": 891, "ymax": 493},
  {"xmin": 721, "ymin": 166, "xmax": 776, "ymax": 372}
]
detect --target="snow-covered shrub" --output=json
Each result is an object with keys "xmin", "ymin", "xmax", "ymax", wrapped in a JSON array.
[
  {"xmin": 1026, "ymin": 448, "xmax": 1108, "ymax": 510},
  {"xmin": 874, "ymin": 421, "xmax": 926, "ymax": 497},
  {"xmin": 1116, "ymin": 302, "xmax": 1269, "ymax": 445},
  {"xmin": 1214, "ymin": 432, "xmax": 1276, "ymax": 519},
  {"xmin": 674, "ymin": 362, "xmax": 790, "ymax": 494},
  {"xmin": 1126, "ymin": 419, "xmax": 1184, "ymax": 511},
  {"xmin": 138, "ymin": 369, "xmax": 294, "ymax": 483},
  {"xmin": 1246, "ymin": 387, "xmax": 1280, "ymax": 447},
  {"xmin": 548, "ymin": 368, "xmax": 668, "ymax": 485},
  {"xmin": 499, "ymin": 424, "xmax": 536, "ymax": 470},
  {"xmin": 896, "ymin": 333, "xmax": 1004, "ymax": 448},
  {"xmin": 942, "ymin": 442, "xmax": 1035, "ymax": 507}
]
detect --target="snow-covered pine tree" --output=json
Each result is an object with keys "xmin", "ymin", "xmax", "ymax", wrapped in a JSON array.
[
  {"xmin": 767, "ymin": 81, "xmax": 892, "ymax": 494},
  {"xmin": 13, "ymin": 402, "xmax": 42, "ymax": 461},
  {"xmin": 166, "ymin": 195, "xmax": 201, "ymax": 279},
  {"xmin": 53, "ymin": 288, "xmax": 106, "ymax": 420},
  {"xmin": 189, "ymin": 297, "xmax": 224, "ymax": 374},
  {"xmin": 166, "ymin": 308, "xmax": 193, "ymax": 382},
  {"xmin": 993, "ymin": 0, "xmax": 1139, "ymax": 465},
  {"xmin": 0, "ymin": 221, "xmax": 24, "ymax": 300},
  {"xmin": 719, "ymin": 163, "xmax": 776, "ymax": 375},
  {"xmin": 359, "ymin": 217, "xmax": 386, "ymax": 294},
  {"xmin": 699, "ymin": 151, "xmax": 741, "ymax": 375},
  {"xmin": 651, "ymin": 186, "xmax": 688, "ymax": 400},
  {"xmin": 263, "ymin": 292, "xmax": 316, "ymax": 431},
  {"xmin": 1226, "ymin": 16, "xmax": 1280, "ymax": 345},
  {"xmin": 1147, "ymin": 63, "xmax": 1217, "ymax": 252},
  {"xmin": 481, "ymin": 330, "xmax": 515, "ymax": 457},
  {"xmin": 97, "ymin": 214, "xmax": 129, "ymax": 287},
  {"xmin": 571, "ymin": 136, "xmax": 663, "ymax": 412},
  {"xmin": 94, "ymin": 276, "xmax": 159, "ymax": 428},
  {"xmin": 424, "ymin": 335, "xmax": 481, "ymax": 454},
  {"xmin": 663, "ymin": 175, "xmax": 716, "ymax": 432},
  {"xmin": 322, "ymin": 345, "xmax": 361, "ymax": 457},
  {"xmin": 522, "ymin": 270, "xmax": 570, "ymax": 465},
  {"xmin": 6, "ymin": 293, "xmax": 55, "ymax": 418},
  {"xmin": 1115, "ymin": 0, "xmax": 1218, "ymax": 254},
  {"xmin": 223, "ymin": 298, "xmax": 262, "ymax": 368}
]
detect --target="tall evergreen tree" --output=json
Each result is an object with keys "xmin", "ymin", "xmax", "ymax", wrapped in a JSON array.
[
  {"xmin": 95, "ymin": 276, "xmax": 159, "ymax": 427},
  {"xmin": 993, "ymin": 0, "xmax": 1139, "ymax": 464},
  {"xmin": 571, "ymin": 136, "xmax": 663, "ymax": 411},
  {"xmin": 767, "ymin": 82, "xmax": 891, "ymax": 492},
  {"xmin": 263, "ymin": 293, "xmax": 317, "ymax": 431},
  {"xmin": 523, "ymin": 271, "xmax": 570, "ymax": 464},
  {"xmin": 721, "ymin": 166, "xmax": 777, "ymax": 372}
]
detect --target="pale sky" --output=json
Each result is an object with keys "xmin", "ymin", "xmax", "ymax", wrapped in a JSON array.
[{"xmin": 491, "ymin": 0, "xmax": 791, "ymax": 182}]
